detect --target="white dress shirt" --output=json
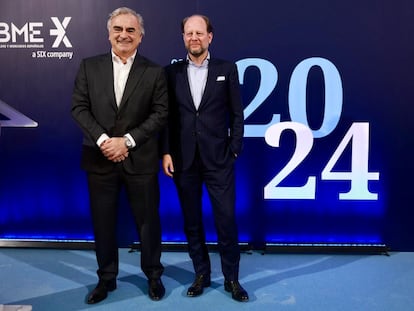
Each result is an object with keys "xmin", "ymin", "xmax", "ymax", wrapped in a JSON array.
[
  {"xmin": 187, "ymin": 53, "xmax": 210, "ymax": 110},
  {"xmin": 96, "ymin": 50, "xmax": 137, "ymax": 147}
]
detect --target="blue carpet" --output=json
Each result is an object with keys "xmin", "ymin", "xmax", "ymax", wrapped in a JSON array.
[{"xmin": 1, "ymin": 248, "xmax": 413, "ymax": 310}]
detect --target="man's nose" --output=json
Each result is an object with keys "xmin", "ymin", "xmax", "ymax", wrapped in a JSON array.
[
  {"xmin": 189, "ymin": 33, "xmax": 199, "ymax": 40},
  {"xmin": 119, "ymin": 30, "xmax": 128, "ymax": 37}
]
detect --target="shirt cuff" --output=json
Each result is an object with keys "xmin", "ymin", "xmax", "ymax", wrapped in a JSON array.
[{"xmin": 97, "ymin": 134, "xmax": 110, "ymax": 147}]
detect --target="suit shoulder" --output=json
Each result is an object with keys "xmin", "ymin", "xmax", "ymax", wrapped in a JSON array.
[
  {"xmin": 210, "ymin": 58, "xmax": 237, "ymax": 68},
  {"xmin": 165, "ymin": 60, "xmax": 186, "ymax": 79},
  {"xmin": 138, "ymin": 55, "xmax": 163, "ymax": 69},
  {"xmin": 76, "ymin": 54, "xmax": 110, "ymax": 71}
]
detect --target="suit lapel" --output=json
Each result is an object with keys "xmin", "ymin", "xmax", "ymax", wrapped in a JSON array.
[
  {"xmin": 119, "ymin": 54, "xmax": 146, "ymax": 110},
  {"xmin": 177, "ymin": 61, "xmax": 197, "ymax": 111},
  {"xmin": 100, "ymin": 54, "xmax": 117, "ymax": 111},
  {"xmin": 198, "ymin": 59, "xmax": 217, "ymax": 110}
]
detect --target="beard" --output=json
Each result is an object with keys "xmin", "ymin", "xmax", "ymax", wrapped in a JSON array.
[{"xmin": 188, "ymin": 46, "xmax": 206, "ymax": 58}]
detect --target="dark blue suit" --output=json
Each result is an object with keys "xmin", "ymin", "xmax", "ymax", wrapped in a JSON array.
[{"xmin": 162, "ymin": 58, "xmax": 244, "ymax": 281}]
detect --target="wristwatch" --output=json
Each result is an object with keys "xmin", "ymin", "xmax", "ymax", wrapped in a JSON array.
[{"xmin": 124, "ymin": 137, "xmax": 133, "ymax": 149}]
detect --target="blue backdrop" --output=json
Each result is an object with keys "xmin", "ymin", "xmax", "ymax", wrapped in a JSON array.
[{"xmin": 1, "ymin": 1, "xmax": 413, "ymax": 250}]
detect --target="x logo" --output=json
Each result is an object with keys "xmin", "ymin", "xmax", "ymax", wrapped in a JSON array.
[{"xmin": 50, "ymin": 17, "xmax": 72, "ymax": 48}]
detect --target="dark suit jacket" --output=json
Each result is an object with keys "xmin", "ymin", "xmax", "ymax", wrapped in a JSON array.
[
  {"xmin": 72, "ymin": 53, "xmax": 168, "ymax": 174},
  {"xmin": 162, "ymin": 58, "xmax": 244, "ymax": 171}
]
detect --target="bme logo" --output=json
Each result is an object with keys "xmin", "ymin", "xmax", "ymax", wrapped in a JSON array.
[{"xmin": 0, "ymin": 17, "xmax": 72, "ymax": 48}]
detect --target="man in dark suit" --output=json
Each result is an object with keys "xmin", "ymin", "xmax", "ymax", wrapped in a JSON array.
[
  {"xmin": 71, "ymin": 7, "xmax": 168, "ymax": 304},
  {"xmin": 161, "ymin": 15, "xmax": 248, "ymax": 302}
]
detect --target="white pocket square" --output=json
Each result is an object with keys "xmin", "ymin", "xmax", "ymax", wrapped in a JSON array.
[{"xmin": 216, "ymin": 76, "xmax": 225, "ymax": 81}]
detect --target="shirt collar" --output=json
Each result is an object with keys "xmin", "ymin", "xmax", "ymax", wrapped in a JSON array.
[
  {"xmin": 187, "ymin": 52, "xmax": 210, "ymax": 68},
  {"xmin": 111, "ymin": 49, "xmax": 137, "ymax": 64}
]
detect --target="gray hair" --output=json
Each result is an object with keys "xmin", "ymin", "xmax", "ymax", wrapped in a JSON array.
[{"xmin": 107, "ymin": 7, "xmax": 145, "ymax": 36}]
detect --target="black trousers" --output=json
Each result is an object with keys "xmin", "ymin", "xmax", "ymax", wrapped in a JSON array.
[
  {"xmin": 87, "ymin": 166, "xmax": 163, "ymax": 281},
  {"xmin": 173, "ymin": 150, "xmax": 240, "ymax": 281}
]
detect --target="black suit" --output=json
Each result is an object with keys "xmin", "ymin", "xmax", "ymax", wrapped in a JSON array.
[
  {"xmin": 162, "ymin": 58, "xmax": 244, "ymax": 281},
  {"xmin": 72, "ymin": 52, "xmax": 168, "ymax": 281}
]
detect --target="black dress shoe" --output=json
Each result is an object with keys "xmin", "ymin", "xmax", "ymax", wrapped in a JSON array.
[
  {"xmin": 148, "ymin": 278, "xmax": 165, "ymax": 301},
  {"xmin": 187, "ymin": 274, "xmax": 211, "ymax": 297},
  {"xmin": 87, "ymin": 279, "xmax": 117, "ymax": 304},
  {"xmin": 224, "ymin": 280, "xmax": 249, "ymax": 302}
]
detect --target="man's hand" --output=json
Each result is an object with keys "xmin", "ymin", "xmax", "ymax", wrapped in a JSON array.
[
  {"xmin": 100, "ymin": 137, "xmax": 129, "ymax": 162},
  {"xmin": 162, "ymin": 154, "xmax": 175, "ymax": 177}
]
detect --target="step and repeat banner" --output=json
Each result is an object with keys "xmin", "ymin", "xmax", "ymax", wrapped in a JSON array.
[{"xmin": 1, "ymin": 1, "xmax": 413, "ymax": 249}]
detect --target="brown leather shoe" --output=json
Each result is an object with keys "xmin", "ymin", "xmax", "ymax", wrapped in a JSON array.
[
  {"xmin": 187, "ymin": 274, "xmax": 211, "ymax": 297},
  {"xmin": 87, "ymin": 279, "xmax": 117, "ymax": 304},
  {"xmin": 224, "ymin": 280, "xmax": 249, "ymax": 302}
]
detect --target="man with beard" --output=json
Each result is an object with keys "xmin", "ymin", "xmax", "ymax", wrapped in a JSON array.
[{"xmin": 161, "ymin": 14, "xmax": 249, "ymax": 302}]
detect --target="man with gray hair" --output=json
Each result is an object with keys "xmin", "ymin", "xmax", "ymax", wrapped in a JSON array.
[{"xmin": 72, "ymin": 7, "xmax": 168, "ymax": 304}]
